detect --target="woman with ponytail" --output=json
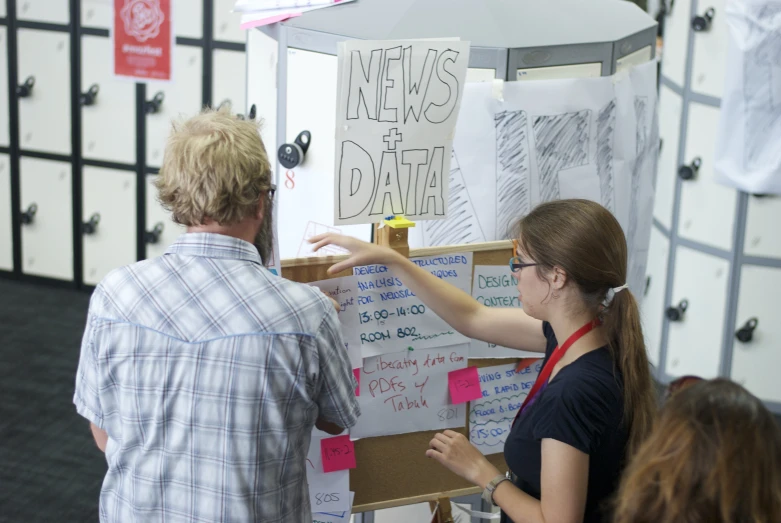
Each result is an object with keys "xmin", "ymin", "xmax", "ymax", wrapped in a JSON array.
[{"xmin": 310, "ymin": 199, "xmax": 656, "ymax": 523}]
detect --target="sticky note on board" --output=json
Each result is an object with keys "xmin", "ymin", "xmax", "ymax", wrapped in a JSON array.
[
  {"xmin": 321, "ymin": 435, "xmax": 356, "ymax": 472},
  {"xmin": 448, "ymin": 366, "xmax": 482, "ymax": 404},
  {"xmin": 353, "ymin": 368, "xmax": 360, "ymax": 396}
]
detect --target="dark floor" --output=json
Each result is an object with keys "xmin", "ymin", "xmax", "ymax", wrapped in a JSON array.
[{"xmin": 0, "ymin": 278, "xmax": 106, "ymax": 523}]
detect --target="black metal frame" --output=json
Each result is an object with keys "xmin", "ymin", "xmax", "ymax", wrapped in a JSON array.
[{"xmin": 1, "ymin": 0, "xmax": 246, "ymax": 291}]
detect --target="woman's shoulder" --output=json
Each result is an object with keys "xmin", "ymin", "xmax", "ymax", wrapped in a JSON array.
[{"xmin": 547, "ymin": 350, "xmax": 623, "ymax": 406}]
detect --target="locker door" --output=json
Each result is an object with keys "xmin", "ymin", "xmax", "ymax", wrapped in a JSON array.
[
  {"xmin": 81, "ymin": 0, "xmax": 110, "ymax": 28},
  {"xmin": 145, "ymin": 174, "xmax": 185, "ymax": 259},
  {"xmin": 17, "ymin": 29, "xmax": 71, "ymax": 155},
  {"xmin": 641, "ymin": 226, "xmax": 670, "ymax": 368},
  {"xmin": 0, "ymin": 27, "xmax": 9, "ymax": 147},
  {"xmin": 82, "ymin": 167, "xmax": 137, "ymax": 285},
  {"xmin": 660, "ymin": 0, "xmax": 690, "ymax": 87},
  {"xmin": 744, "ymin": 195, "xmax": 781, "ymax": 259},
  {"xmin": 81, "ymin": 35, "xmax": 136, "ymax": 164},
  {"xmin": 0, "ymin": 0, "xmax": 6, "ymax": 17},
  {"xmin": 665, "ymin": 245, "xmax": 729, "ymax": 379},
  {"xmin": 0, "ymin": 154, "xmax": 11, "ymax": 271},
  {"xmin": 145, "ymin": 45, "xmax": 203, "ymax": 168},
  {"xmin": 15, "ymin": 0, "xmax": 69, "ymax": 24},
  {"xmin": 654, "ymin": 85, "xmax": 682, "ymax": 230},
  {"xmin": 173, "ymin": 0, "xmax": 203, "ymax": 38},
  {"xmin": 731, "ymin": 265, "xmax": 781, "ymax": 403},
  {"xmin": 690, "ymin": 0, "xmax": 728, "ymax": 98},
  {"xmin": 19, "ymin": 157, "xmax": 73, "ymax": 280},
  {"xmin": 678, "ymin": 102, "xmax": 737, "ymax": 251},
  {"xmin": 280, "ymin": 48, "xmax": 372, "ymax": 260},
  {"xmin": 246, "ymin": 28, "xmax": 277, "ymax": 156},
  {"xmin": 213, "ymin": 0, "xmax": 245, "ymax": 44},
  {"xmin": 212, "ymin": 49, "xmax": 246, "ymax": 115}
]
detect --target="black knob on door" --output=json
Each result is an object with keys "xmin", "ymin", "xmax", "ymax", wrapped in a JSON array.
[
  {"xmin": 735, "ymin": 318, "xmax": 759, "ymax": 343},
  {"xmin": 16, "ymin": 76, "xmax": 35, "ymax": 98},
  {"xmin": 678, "ymin": 157, "xmax": 701, "ymax": 181},
  {"xmin": 145, "ymin": 91, "xmax": 165, "ymax": 114},
  {"xmin": 80, "ymin": 84, "xmax": 100, "ymax": 106},
  {"xmin": 144, "ymin": 222, "xmax": 165, "ymax": 244},
  {"xmin": 82, "ymin": 213, "xmax": 101, "ymax": 235},
  {"xmin": 692, "ymin": 7, "xmax": 715, "ymax": 32},
  {"xmin": 20, "ymin": 203, "xmax": 38, "ymax": 225},
  {"xmin": 666, "ymin": 299, "xmax": 689, "ymax": 322}
]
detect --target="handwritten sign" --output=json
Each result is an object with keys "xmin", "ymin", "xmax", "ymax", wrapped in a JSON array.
[
  {"xmin": 350, "ymin": 345, "xmax": 469, "ymax": 438},
  {"xmin": 308, "ymin": 276, "xmax": 363, "ymax": 368},
  {"xmin": 448, "ymin": 366, "xmax": 482, "ymax": 404},
  {"xmin": 469, "ymin": 265, "xmax": 541, "ymax": 359},
  {"xmin": 468, "ymin": 361, "xmax": 543, "ymax": 455},
  {"xmin": 313, "ymin": 492, "xmax": 354, "ymax": 523},
  {"xmin": 320, "ymin": 435, "xmax": 356, "ymax": 472},
  {"xmin": 352, "ymin": 253, "xmax": 472, "ymax": 356},
  {"xmin": 333, "ymin": 39, "xmax": 471, "ymax": 225},
  {"xmin": 307, "ymin": 428, "xmax": 350, "ymax": 512}
]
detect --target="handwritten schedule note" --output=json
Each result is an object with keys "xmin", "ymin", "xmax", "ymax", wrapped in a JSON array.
[
  {"xmin": 307, "ymin": 428, "xmax": 350, "ymax": 512},
  {"xmin": 309, "ymin": 276, "xmax": 363, "ymax": 368},
  {"xmin": 469, "ymin": 265, "xmax": 541, "ymax": 359},
  {"xmin": 321, "ymin": 435, "xmax": 356, "ymax": 472},
  {"xmin": 350, "ymin": 345, "xmax": 470, "ymax": 438},
  {"xmin": 469, "ymin": 361, "xmax": 543, "ymax": 455},
  {"xmin": 352, "ymin": 253, "xmax": 472, "ymax": 356},
  {"xmin": 448, "ymin": 366, "xmax": 482, "ymax": 404}
]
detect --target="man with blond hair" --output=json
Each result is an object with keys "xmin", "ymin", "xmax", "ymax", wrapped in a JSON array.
[{"xmin": 73, "ymin": 108, "xmax": 359, "ymax": 522}]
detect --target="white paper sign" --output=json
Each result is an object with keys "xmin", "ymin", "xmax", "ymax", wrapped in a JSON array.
[
  {"xmin": 307, "ymin": 428, "xmax": 350, "ymax": 512},
  {"xmin": 350, "ymin": 345, "xmax": 469, "ymax": 438},
  {"xmin": 352, "ymin": 253, "xmax": 472, "ymax": 356},
  {"xmin": 469, "ymin": 361, "xmax": 543, "ymax": 455},
  {"xmin": 334, "ymin": 39, "xmax": 471, "ymax": 225},
  {"xmin": 313, "ymin": 492, "xmax": 355, "ymax": 523},
  {"xmin": 470, "ymin": 266, "xmax": 541, "ymax": 359},
  {"xmin": 308, "ymin": 276, "xmax": 364, "ymax": 368}
]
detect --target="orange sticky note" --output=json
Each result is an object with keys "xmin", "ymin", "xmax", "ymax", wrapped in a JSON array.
[
  {"xmin": 448, "ymin": 366, "xmax": 482, "ymax": 404},
  {"xmin": 320, "ymin": 435, "xmax": 356, "ymax": 472},
  {"xmin": 353, "ymin": 368, "xmax": 360, "ymax": 396}
]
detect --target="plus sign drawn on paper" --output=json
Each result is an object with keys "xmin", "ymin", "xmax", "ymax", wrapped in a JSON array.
[{"xmin": 383, "ymin": 128, "xmax": 403, "ymax": 150}]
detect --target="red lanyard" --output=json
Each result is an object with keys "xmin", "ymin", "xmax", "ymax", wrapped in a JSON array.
[{"xmin": 512, "ymin": 319, "xmax": 598, "ymax": 426}]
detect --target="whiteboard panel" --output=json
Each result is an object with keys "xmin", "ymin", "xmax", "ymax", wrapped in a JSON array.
[
  {"xmin": 0, "ymin": 27, "xmax": 8, "ymax": 147},
  {"xmin": 517, "ymin": 62, "xmax": 601, "ymax": 81},
  {"xmin": 690, "ymin": 0, "xmax": 728, "ymax": 98},
  {"xmin": 212, "ymin": 49, "xmax": 247, "ymax": 114},
  {"xmin": 678, "ymin": 102, "xmax": 737, "ymax": 250},
  {"xmin": 466, "ymin": 68, "xmax": 496, "ymax": 82},
  {"xmin": 145, "ymin": 175, "xmax": 186, "ymax": 260},
  {"xmin": 731, "ymin": 265, "xmax": 781, "ymax": 403},
  {"xmin": 213, "ymin": 0, "xmax": 245, "ymax": 44},
  {"xmin": 20, "ymin": 157, "xmax": 73, "ymax": 280},
  {"xmin": 15, "ymin": 0, "xmax": 69, "ymax": 24},
  {"xmin": 654, "ymin": 85, "xmax": 682, "ymax": 230},
  {"xmin": 660, "ymin": 0, "xmax": 690, "ymax": 86},
  {"xmin": 82, "ymin": 167, "xmax": 137, "ymax": 285},
  {"xmin": 0, "ymin": 154, "xmax": 11, "ymax": 271},
  {"xmin": 665, "ymin": 245, "xmax": 729, "ymax": 379},
  {"xmin": 744, "ymin": 195, "xmax": 781, "ymax": 259},
  {"xmin": 280, "ymin": 48, "xmax": 371, "ymax": 260},
  {"xmin": 247, "ymin": 28, "xmax": 278, "ymax": 158},
  {"xmin": 641, "ymin": 226, "xmax": 670, "ymax": 368}
]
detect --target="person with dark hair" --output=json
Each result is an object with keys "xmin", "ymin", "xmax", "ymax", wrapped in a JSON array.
[
  {"xmin": 614, "ymin": 378, "xmax": 781, "ymax": 523},
  {"xmin": 310, "ymin": 198, "xmax": 657, "ymax": 523}
]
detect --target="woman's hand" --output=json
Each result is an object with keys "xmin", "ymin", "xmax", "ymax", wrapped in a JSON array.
[
  {"xmin": 309, "ymin": 233, "xmax": 401, "ymax": 274},
  {"xmin": 426, "ymin": 430, "xmax": 501, "ymax": 488}
]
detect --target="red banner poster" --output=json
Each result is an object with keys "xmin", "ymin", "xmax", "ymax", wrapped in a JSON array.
[{"xmin": 113, "ymin": 0, "xmax": 172, "ymax": 81}]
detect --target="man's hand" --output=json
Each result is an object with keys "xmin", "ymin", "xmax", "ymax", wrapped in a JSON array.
[{"xmin": 321, "ymin": 291, "xmax": 340, "ymax": 313}]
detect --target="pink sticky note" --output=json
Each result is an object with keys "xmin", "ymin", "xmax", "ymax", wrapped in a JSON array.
[
  {"xmin": 448, "ymin": 366, "xmax": 483, "ymax": 404},
  {"xmin": 353, "ymin": 368, "xmax": 360, "ymax": 396},
  {"xmin": 320, "ymin": 435, "xmax": 356, "ymax": 472}
]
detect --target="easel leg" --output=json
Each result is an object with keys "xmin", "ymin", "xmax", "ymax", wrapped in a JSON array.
[{"xmin": 429, "ymin": 496, "xmax": 454, "ymax": 523}]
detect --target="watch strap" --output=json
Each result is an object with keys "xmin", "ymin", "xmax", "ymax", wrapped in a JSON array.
[{"xmin": 481, "ymin": 474, "xmax": 510, "ymax": 505}]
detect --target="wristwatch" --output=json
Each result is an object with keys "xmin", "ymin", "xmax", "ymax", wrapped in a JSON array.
[{"xmin": 481, "ymin": 473, "xmax": 511, "ymax": 505}]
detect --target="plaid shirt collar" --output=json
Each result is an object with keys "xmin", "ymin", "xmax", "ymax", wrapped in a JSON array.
[{"xmin": 165, "ymin": 232, "xmax": 263, "ymax": 265}]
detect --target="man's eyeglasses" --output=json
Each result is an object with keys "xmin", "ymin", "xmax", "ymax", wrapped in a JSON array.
[
  {"xmin": 509, "ymin": 256, "xmax": 538, "ymax": 273},
  {"xmin": 267, "ymin": 184, "xmax": 276, "ymax": 199}
]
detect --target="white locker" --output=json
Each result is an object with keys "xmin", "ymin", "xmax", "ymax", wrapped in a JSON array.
[
  {"xmin": 82, "ymin": 167, "xmax": 137, "ymax": 285},
  {"xmin": 19, "ymin": 157, "xmax": 73, "ymax": 281},
  {"xmin": 0, "ymin": 27, "xmax": 9, "ymax": 147},
  {"xmin": 246, "ymin": 28, "xmax": 278, "ymax": 158},
  {"xmin": 0, "ymin": 154, "xmax": 11, "ymax": 271},
  {"xmin": 213, "ymin": 0, "xmax": 245, "ymax": 44},
  {"xmin": 280, "ymin": 48, "xmax": 372, "ymax": 260},
  {"xmin": 744, "ymin": 196, "xmax": 781, "ymax": 259},
  {"xmin": 80, "ymin": 0, "xmax": 109, "ymax": 28},
  {"xmin": 212, "ymin": 49, "xmax": 247, "ymax": 115},
  {"xmin": 665, "ymin": 245, "xmax": 729, "ymax": 379},
  {"xmin": 641, "ymin": 226, "xmax": 670, "ymax": 368},
  {"xmin": 660, "ymin": 0, "xmax": 690, "ymax": 87},
  {"xmin": 654, "ymin": 85, "xmax": 682, "ymax": 230},
  {"xmin": 677, "ymin": 102, "xmax": 737, "ymax": 251},
  {"xmin": 81, "ymin": 35, "xmax": 136, "ymax": 164},
  {"xmin": 690, "ymin": 0, "xmax": 728, "ymax": 98},
  {"xmin": 731, "ymin": 265, "xmax": 781, "ymax": 403},
  {"xmin": 145, "ymin": 174, "xmax": 185, "ymax": 259},
  {"xmin": 17, "ymin": 29, "xmax": 71, "ymax": 156},
  {"xmin": 81, "ymin": 0, "xmax": 203, "ymax": 38},
  {"xmin": 145, "ymin": 45, "xmax": 203, "ymax": 168},
  {"xmin": 0, "ymin": 0, "xmax": 6, "ymax": 17},
  {"xmin": 15, "ymin": 0, "xmax": 69, "ymax": 24}
]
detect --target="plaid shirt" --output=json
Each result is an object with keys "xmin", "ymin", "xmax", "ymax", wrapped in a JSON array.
[{"xmin": 73, "ymin": 233, "xmax": 360, "ymax": 523}]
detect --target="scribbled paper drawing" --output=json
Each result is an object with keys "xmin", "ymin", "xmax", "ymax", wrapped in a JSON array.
[
  {"xmin": 422, "ymin": 150, "xmax": 486, "ymax": 246},
  {"xmin": 532, "ymin": 110, "xmax": 591, "ymax": 203},
  {"xmin": 495, "ymin": 110, "xmax": 531, "ymax": 237},
  {"xmin": 597, "ymin": 100, "xmax": 617, "ymax": 213}
]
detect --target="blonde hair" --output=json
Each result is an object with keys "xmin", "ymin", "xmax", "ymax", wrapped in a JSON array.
[{"xmin": 155, "ymin": 107, "xmax": 272, "ymax": 226}]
